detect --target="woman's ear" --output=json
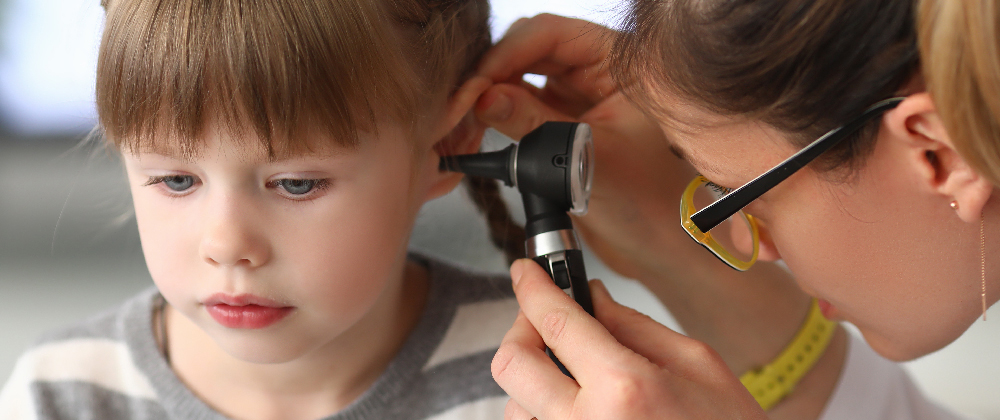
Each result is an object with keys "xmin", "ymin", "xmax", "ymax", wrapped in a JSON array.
[
  {"xmin": 421, "ymin": 77, "xmax": 492, "ymax": 202},
  {"xmin": 884, "ymin": 93, "xmax": 994, "ymax": 223}
]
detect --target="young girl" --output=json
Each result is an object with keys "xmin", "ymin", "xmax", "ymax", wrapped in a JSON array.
[{"xmin": 0, "ymin": 0, "xmax": 523, "ymax": 419}]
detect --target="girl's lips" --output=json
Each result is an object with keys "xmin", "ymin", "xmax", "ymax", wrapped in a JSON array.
[
  {"xmin": 817, "ymin": 299, "xmax": 840, "ymax": 321},
  {"xmin": 206, "ymin": 304, "xmax": 293, "ymax": 329},
  {"xmin": 203, "ymin": 294, "xmax": 294, "ymax": 329}
]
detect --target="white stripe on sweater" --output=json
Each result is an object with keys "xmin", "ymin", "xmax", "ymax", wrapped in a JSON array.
[
  {"xmin": 0, "ymin": 338, "xmax": 158, "ymax": 419},
  {"xmin": 427, "ymin": 395, "xmax": 509, "ymax": 420},
  {"xmin": 424, "ymin": 298, "xmax": 519, "ymax": 371}
]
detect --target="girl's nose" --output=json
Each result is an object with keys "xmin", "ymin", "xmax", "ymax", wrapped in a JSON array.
[{"xmin": 198, "ymin": 196, "xmax": 271, "ymax": 268}]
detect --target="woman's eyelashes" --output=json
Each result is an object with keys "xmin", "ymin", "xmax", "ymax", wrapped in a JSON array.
[{"xmin": 705, "ymin": 180, "xmax": 733, "ymax": 196}]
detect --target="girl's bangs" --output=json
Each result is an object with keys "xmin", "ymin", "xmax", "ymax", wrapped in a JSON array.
[{"xmin": 97, "ymin": 0, "xmax": 422, "ymax": 157}]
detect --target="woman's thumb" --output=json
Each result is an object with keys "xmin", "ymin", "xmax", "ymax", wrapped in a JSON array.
[{"xmin": 475, "ymin": 83, "xmax": 575, "ymax": 140}]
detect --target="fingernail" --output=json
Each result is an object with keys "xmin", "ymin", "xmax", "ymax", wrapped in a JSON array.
[
  {"xmin": 480, "ymin": 92, "xmax": 512, "ymax": 122},
  {"xmin": 510, "ymin": 259, "xmax": 525, "ymax": 287}
]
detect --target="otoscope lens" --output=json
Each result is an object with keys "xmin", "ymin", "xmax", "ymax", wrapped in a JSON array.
[{"xmin": 569, "ymin": 123, "xmax": 594, "ymax": 215}]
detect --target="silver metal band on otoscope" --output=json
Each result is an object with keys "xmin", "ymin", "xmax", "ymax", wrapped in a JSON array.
[{"xmin": 526, "ymin": 229, "xmax": 580, "ymax": 258}]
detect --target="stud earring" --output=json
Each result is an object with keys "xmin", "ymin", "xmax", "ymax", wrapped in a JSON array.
[{"xmin": 951, "ymin": 200, "xmax": 960, "ymax": 210}]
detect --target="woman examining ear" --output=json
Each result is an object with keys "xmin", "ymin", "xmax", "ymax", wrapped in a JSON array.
[{"xmin": 469, "ymin": 0, "xmax": 1000, "ymax": 418}]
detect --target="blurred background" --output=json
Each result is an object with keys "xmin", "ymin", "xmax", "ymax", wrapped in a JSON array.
[{"xmin": 1, "ymin": 1, "xmax": 998, "ymax": 418}]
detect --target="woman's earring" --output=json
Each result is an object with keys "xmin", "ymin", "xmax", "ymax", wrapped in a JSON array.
[
  {"xmin": 981, "ymin": 214, "xmax": 987, "ymax": 321},
  {"xmin": 951, "ymin": 200, "xmax": 960, "ymax": 210}
]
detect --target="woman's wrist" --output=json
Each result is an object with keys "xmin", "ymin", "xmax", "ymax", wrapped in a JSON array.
[
  {"xmin": 636, "ymin": 261, "xmax": 846, "ymax": 419},
  {"xmin": 637, "ymin": 260, "xmax": 811, "ymax": 374}
]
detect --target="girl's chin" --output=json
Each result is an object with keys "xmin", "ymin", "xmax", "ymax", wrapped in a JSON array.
[{"xmin": 216, "ymin": 339, "xmax": 313, "ymax": 364}]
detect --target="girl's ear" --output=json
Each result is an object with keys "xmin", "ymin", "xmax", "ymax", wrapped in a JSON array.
[
  {"xmin": 429, "ymin": 76, "xmax": 492, "ymax": 150},
  {"xmin": 421, "ymin": 77, "xmax": 492, "ymax": 202},
  {"xmin": 884, "ymin": 93, "xmax": 994, "ymax": 223}
]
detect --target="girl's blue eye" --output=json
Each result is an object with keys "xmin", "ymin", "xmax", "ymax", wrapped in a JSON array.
[
  {"xmin": 277, "ymin": 179, "xmax": 318, "ymax": 195},
  {"xmin": 163, "ymin": 175, "xmax": 195, "ymax": 192}
]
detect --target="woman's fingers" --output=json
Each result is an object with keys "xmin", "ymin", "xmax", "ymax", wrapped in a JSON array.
[
  {"xmin": 479, "ymin": 14, "xmax": 608, "ymax": 80},
  {"xmin": 587, "ymin": 280, "xmax": 726, "ymax": 379},
  {"xmin": 475, "ymin": 83, "xmax": 576, "ymax": 140},
  {"xmin": 478, "ymin": 14, "xmax": 617, "ymax": 103},
  {"xmin": 503, "ymin": 398, "xmax": 536, "ymax": 420},
  {"xmin": 506, "ymin": 260, "xmax": 641, "ymax": 385},
  {"xmin": 497, "ymin": 261, "xmax": 768, "ymax": 419},
  {"xmin": 492, "ymin": 310, "xmax": 580, "ymax": 420}
]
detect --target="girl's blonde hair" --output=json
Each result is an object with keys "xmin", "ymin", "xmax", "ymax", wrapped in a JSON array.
[
  {"xmin": 96, "ymin": 0, "xmax": 526, "ymax": 263},
  {"xmin": 920, "ymin": 0, "xmax": 1000, "ymax": 186}
]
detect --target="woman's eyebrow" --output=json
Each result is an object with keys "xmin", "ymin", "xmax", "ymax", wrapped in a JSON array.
[{"xmin": 666, "ymin": 140, "xmax": 728, "ymax": 179}]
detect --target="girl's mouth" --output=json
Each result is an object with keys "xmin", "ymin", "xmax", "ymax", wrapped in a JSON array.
[{"xmin": 203, "ymin": 294, "xmax": 294, "ymax": 329}]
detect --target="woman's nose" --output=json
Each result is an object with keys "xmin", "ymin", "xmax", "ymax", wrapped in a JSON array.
[{"xmin": 198, "ymin": 195, "xmax": 271, "ymax": 268}]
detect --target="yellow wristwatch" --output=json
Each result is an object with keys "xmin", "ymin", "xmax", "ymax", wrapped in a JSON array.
[{"xmin": 739, "ymin": 299, "xmax": 837, "ymax": 410}]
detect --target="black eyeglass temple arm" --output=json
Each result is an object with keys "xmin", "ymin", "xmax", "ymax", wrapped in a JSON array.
[{"xmin": 690, "ymin": 98, "xmax": 905, "ymax": 232}]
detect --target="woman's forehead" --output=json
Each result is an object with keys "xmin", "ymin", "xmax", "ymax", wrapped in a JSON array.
[{"xmin": 654, "ymin": 96, "xmax": 796, "ymax": 186}]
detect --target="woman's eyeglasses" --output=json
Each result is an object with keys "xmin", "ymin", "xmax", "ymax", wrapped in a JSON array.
[{"xmin": 679, "ymin": 97, "xmax": 905, "ymax": 271}]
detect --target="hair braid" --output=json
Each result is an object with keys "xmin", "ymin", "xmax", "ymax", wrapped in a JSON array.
[{"xmin": 463, "ymin": 176, "xmax": 526, "ymax": 265}]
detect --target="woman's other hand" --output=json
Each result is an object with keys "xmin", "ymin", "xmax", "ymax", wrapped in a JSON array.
[
  {"xmin": 474, "ymin": 14, "xmax": 705, "ymax": 283},
  {"xmin": 493, "ymin": 259, "xmax": 767, "ymax": 420}
]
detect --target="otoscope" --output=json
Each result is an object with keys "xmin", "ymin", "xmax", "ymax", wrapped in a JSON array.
[{"xmin": 440, "ymin": 121, "xmax": 595, "ymax": 378}]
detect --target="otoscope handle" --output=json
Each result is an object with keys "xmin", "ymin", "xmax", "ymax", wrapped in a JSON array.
[{"xmin": 532, "ymin": 249, "xmax": 593, "ymax": 379}]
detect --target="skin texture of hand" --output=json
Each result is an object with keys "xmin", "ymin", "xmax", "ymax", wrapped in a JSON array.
[
  {"xmin": 472, "ymin": 14, "xmax": 847, "ymax": 419},
  {"xmin": 493, "ymin": 259, "xmax": 768, "ymax": 420}
]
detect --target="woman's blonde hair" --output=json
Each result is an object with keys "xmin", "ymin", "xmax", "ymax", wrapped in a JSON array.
[{"xmin": 920, "ymin": 0, "xmax": 1000, "ymax": 186}]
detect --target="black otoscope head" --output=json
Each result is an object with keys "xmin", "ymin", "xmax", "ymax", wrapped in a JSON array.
[
  {"xmin": 439, "ymin": 122, "xmax": 594, "ymax": 237},
  {"xmin": 444, "ymin": 122, "xmax": 597, "ymax": 377}
]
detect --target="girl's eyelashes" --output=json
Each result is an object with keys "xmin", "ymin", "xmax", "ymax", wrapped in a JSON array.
[
  {"xmin": 141, "ymin": 174, "xmax": 331, "ymax": 200},
  {"xmin": 143, "ymin": 175, "xmax": 199, "ymax": 195},
  {"xmin": 266, "ymin": 178, "xmax": 331, "ymax": 199}
]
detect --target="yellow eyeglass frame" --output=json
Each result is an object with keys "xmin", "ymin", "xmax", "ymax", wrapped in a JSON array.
[{"xmin": 680, "ymin": 175, "xmax": 760, "ymax": 271}]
